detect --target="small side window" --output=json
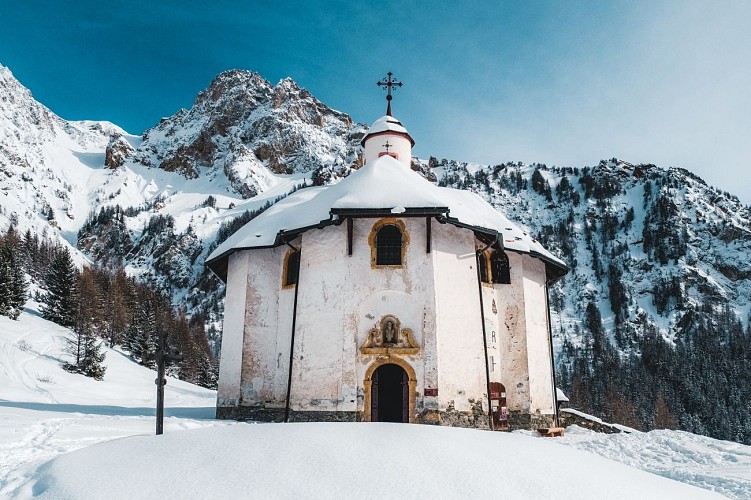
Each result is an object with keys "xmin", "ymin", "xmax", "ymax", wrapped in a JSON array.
[
  {"xmin": 491, "ymin": 251, "xmax": 511, "ymax": 284},
  {"xmin": 283, "ymin": 250, "xmax": 300, "ymax": 288}
]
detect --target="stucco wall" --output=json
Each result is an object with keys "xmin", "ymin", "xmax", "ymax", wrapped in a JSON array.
[
  {"xmin": 289, "ymin": 223, "xmax": 354, "ymax": 412},
  {"xmin": 238, "ymin": 246, "xmax": 286, "ymax": 405},
  {"xmin": 218, "ymin": 215, "xmax": 555, "ymax": 426},
  {"xmin": 289, "ymin": 217, "xmax": 437, "ymax": 416},
  {"xmin": 431, "ymin": 223, "xmax": 487, "ymax": 412},
  {"xmin": 521, "ymin": 255, "xmax": 555, "ymax": 415},
  {"xmin": 216, "ymin": 251, "xmax": 250, "ymax": 407},
  {"xmin": 482, "ymin": 284, "xmax": 501, "ymax": 384},
  {"xmin": 492, "ymin": 251, "xmax": 531, "ymax": 412},
  {"xmin": 363, "ymin": 134, "xmax": 412, "ymax": 168}
]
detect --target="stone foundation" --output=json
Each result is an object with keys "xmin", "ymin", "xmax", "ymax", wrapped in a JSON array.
[
  {"xmin": 217, "ymin": 404, "xmax": 552, "ymax": 431},
  {"xmin": 416, "ymin": 399, "xmax": 491, "ymax": 429},
  {"xmin": 506, "ymin": 410, "xmax": 556, "ymax": 430},
  {"xmin": 216, "ymin": 406, "xmax": 357, "ymax": 423}
]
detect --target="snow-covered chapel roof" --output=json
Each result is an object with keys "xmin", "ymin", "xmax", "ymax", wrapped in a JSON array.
[
  {"xmin": 361, "ymin": 115, "xmax": 415, "ymax": 146},
  {"xmin": 206, "ymin": 154, "xmax": 568, "ymax": 281}
]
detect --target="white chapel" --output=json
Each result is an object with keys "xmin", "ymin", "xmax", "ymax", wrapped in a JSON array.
[{"xmin": 206, "ymin": 76, "xmax": 568, "ymax": 430}]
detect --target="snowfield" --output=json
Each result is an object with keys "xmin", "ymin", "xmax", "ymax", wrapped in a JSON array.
[
  {"xmin": 16, "ymin": 423, "xmax": 727, "ymax": 500},
  {"xmin": 1, "ymin": 309, "xmax": 750, "ymax": 499}
]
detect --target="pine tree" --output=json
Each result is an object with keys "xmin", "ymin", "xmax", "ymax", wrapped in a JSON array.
[
  {"xmin": 197, "ymin": 355, "xmax": 218, "ymax": 389},
  {"xmin": 41, "ymin": 248, "xmax": 78, "ymax": 327},
  {"xmin": 63, "ymin": 267, "xmax": 107, "ymax": 379},
  {"xmin": 654, "ymin": 392, "xmax": 677, "ymax": 430},
  {"xmin": 0, "ymin": 230, "xmax": 27, "ymax": 320},
  {"xmin": 0, "ymin": 236, "xmax": 27, "ymax": 319},
  {"xmin": 127, "ymin": 299, "xmax": 157, "ymax": 367},
  {"xmin": 63, "ymin": 326, "xmax": 107, "ymax": 380}
]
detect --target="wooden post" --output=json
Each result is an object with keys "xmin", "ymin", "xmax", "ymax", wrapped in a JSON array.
[
  {"xmin": 155, "ymin": 327, "xmax": 182, "ymax": 435},
  {"xmin": 155, "ymin": 327, "xmax": 166, "ymax": 435}
]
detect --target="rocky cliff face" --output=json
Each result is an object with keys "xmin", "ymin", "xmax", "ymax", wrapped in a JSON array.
[
  {"xmin": 132, "ymin": 70, "xmax": 364, "ymax": 197},
  {"xmin": 0, "ymin": 65, "xmax": 125, "ymax": 240}
]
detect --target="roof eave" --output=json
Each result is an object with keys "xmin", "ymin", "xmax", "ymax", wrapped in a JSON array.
[
  {"xmin": 360, "ymin": 129, "xmax": 416, "ymax": 147},
  {"xmin": 330, "ymin": 207, "xmax": 449, "ymax": 218},
  {"xmin": 436, "ymin": 214, "xmax": 569, "ymax": 282}
]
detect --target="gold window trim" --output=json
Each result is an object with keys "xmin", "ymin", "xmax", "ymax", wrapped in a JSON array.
[
  {"xmin": 478, "ymin": 248, "xmax": 493, "ymax": 285},
  {"xmin": 281, "ymin": 248, "xmax": 300, "ymax": 289},
  {"xmin": 368, "ymin": 218, "xmax": 410, "ymax": 269}
]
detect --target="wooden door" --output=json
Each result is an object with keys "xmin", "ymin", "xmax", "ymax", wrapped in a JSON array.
[
  {"xmin": 371, "ymin": 369, "xmax": 379, "ymax": 422},
  {"xmin": 489, "ymin": 382, "xmax": 508, "ymax": 430},
  {"xmin": 401, "ymin": 369, "xmax": 409, "ymax": 423}
]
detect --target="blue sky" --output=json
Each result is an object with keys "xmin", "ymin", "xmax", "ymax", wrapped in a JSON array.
[{"xmin": 2, "ymin": 0, "xmax": 750, "ymax": 203}]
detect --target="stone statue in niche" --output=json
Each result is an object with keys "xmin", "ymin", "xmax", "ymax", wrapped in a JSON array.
[
  {"xmin": 360, "ymin": 315, "xmax": 419, "ymax": 354},
  {"xmin": 383, "ymin": 320, "xmax": 396, "ymax": 344}
]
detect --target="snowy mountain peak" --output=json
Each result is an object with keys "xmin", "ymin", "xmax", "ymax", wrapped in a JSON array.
[
  {"xmin": 194, "ymin": 69, "xmax": 273, "ymax": 114},
  {"xmin": 0, "ymin": 65, "xmax": 62, "ymax": 143},
  {"xmin": 133, "ymin": 70, "xmax": 363, "ymax": 190}
]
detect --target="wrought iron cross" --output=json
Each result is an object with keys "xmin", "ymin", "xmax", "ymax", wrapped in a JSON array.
[
  {"xmin": 382, "ymin": 140, "xmax": 392, "ymax": 153},
  {"xmin": 377, "ymin": 71, "xmax": 403, "ymax": 116}
]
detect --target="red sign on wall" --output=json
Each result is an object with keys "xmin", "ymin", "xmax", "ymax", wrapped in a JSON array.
[{"xmin": 424, "ymin": 388, "xmax": 438, "ymax": 397}]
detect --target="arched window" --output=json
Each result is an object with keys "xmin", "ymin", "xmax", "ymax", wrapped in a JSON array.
[
  {"xmin": 491, "ymin": 251, "xmax": 511, "ymax": 284},
  {"xmin": 369, "ymin": 219, "xmax": 408, "ymax": 268},
  {"xmin": 282, "ymin": 249, "xmax": 300, "ymax": 288},
  {"xmin": 376, "ymin": 224, "xmax": 402, "ymax": 265},
  {"xmin": 479, "ymin": 249, "xmax": 511, "ymax": 285}
]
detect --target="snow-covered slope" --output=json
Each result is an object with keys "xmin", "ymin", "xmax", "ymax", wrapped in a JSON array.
[
  {"xmin": 0, "ymin": 64, "xmax": 127, "ymax": 246},
  {"xmin": 0, "ymin": 302, "xmax": 218, "ymax": 494},
  {"xmin": 435, "ymin": 159, "xmax": 751, "ymax": 440},
  {"xmin": 1, "ymin": 303, "xmax": 750, "ymax": 498},
  {"xmin": 0, "ymin": 65, "xmax": 364, "ymax": 335}
]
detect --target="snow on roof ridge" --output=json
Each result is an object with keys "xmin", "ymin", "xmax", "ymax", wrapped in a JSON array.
[{"xmin": 207, "ymin": 154, "xmax": 567, "ymax": 274}]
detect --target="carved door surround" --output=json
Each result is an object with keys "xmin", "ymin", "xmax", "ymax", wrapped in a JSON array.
[
  {"xmin": 360, "ymin": 315, "xmax": 419, "ymax": 422},
  {"xmin": 363, "ymin": 357, "xmax": 416, "ymax": 423}
]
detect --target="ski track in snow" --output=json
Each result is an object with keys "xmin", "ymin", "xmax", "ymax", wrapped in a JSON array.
[
  {"xmin": 0, "ymin": 409, "xmax": 227, "ymax": 496},
  {"xmin": 0, "ymin": 309, "xmax": 222, "ymax": 497}
]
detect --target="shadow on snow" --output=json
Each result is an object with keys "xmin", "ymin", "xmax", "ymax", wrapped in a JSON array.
[{"xmin": 0, "ymin": 400, "xmax": 217, "ymax": 419}]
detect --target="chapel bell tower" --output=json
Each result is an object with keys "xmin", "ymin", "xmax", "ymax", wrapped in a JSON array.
[{"xmin": 361, "ymin": 72, "xmax": 414, "ymax": 168}]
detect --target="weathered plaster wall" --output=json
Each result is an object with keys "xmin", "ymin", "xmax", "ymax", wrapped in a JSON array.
[
  {"xmin": 482, "ymin": 284, "xmax": 500, "ymax": 384},
  {"xmin": 493, "ymin": 251, "xmax": 531, "ymax": 413},
  {"xmin": 355, "ymin": 217, "xmax": 437, "ymax": 418},
  {"xmin": 218, "ymin": 215, "xmax": 555, "ymax": 428},
  {"xmin": 521, "ymin": 255, "xmax": 555, "ymax": 416},
  {"xmin": 238, "ymin": 246, "xmax": 286, "ymax": 405},
  {"xmin": 216, "ymin": 251, "xmax": 250, "ymax": 407},
  {"xmin": 290, "ymin": 223, "xmax": 354, "ymax": 412},
  {"xmin": 431, "ymin": 223, "xmax": 487, "ymax": 413},
  {"xmin": 288, "ymin": 217, "xmax": 437, "ymax": 417}
]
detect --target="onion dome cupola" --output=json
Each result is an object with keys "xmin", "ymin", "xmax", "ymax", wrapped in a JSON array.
[{"xmin": 361, "ymin": 72, "xmax": 414, "ymax": 168}]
